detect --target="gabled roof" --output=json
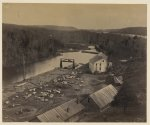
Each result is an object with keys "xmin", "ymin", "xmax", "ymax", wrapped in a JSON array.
[
  {"xmin": 90, "ymin": 84, "xmax": 117, "ymax": 109},
  {"xmin": 37, "ymin": 98, "xmax": 85, "ymax": 122},
  {"xmin": 89, "ymin": 52, "xmax": 108, "ymax": 64}
]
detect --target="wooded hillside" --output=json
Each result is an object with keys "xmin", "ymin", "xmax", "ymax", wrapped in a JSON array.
[{"xmin": 3, "ymin": 24, "xmax": 146, "ymax": 68}]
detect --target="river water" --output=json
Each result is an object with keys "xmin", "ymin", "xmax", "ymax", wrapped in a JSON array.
[{"xmin": 3, "ymin": 51, "xmax": 96, "ymax": 84}]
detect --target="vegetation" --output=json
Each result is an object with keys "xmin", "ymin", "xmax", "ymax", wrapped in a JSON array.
[
  {"xmin": 96, "ymin": 27, "xmax": 147, "ymax": 36},
  {"xmin": 109, "ymin": 27, "xmax": 147, "ymax": 36},
  {"xmin": 3, "ymin": 24, "xmax": 64, "ymax": 68},
  {"xmin": 3, "ymin": 24, "xmax": 146, "ymax": 68},
  {"xmin": 112, "ymin": 60, "xmax": 146, "ymax": 121},
  {"xmin": 94, "ymin": 33, "xmax": 146, "ymax": 59}
]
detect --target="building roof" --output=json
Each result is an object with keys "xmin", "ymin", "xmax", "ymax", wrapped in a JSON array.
[
  {"xmin": 90, "ymin": 84, "xmax": 117, "ymax": 109},
  {"xmin": 37, "ymin": 98, "xmax": 85, "ymax": 122},
  {"xmin": 89, "ymin": 52, "xmax": 108, "ymax": 65}
]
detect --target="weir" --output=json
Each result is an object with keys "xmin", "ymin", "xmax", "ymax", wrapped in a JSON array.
[{"xmin": 60, "ymin": 58, "xmax": 75, "ymax": 69}]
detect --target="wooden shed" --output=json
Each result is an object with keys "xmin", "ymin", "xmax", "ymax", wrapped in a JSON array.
[
  {"xmin": 36, "ymin": 98, "xmax": 85, "ymax": 122},
  {"xmin": 89, "ymin": 84, "xmax": 118, "ymax": 111}
]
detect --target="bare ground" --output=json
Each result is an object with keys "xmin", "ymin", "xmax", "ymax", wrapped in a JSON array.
[{"xmin": 3, "ymin": 59, "xmax": 146, "ymax": 122}]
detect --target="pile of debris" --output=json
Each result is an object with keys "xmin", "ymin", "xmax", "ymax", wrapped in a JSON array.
[
  {"xmin": 5, "ymin": 83, "xmax": 64, "ymax": 108},
  {"xmin": 4, "ymin": 70, "xmax": 85, "ymax": 109},
  {"xmin": 52, "ymin": 71, "xmax": 82, "ymax": 87}
]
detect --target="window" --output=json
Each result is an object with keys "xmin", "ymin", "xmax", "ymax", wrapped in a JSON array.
[
  {"xmin": 96, "ymin": 63, "xmax": 97, "ymax": 71},
  {"xmin": 99, "ymin": 63, "xmax": 101, "ymax": 70}
]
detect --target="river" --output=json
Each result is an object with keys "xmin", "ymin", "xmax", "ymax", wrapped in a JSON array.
[{"xmin": 3, "ymin": 51, "xmax": 97, "ymax": 84}]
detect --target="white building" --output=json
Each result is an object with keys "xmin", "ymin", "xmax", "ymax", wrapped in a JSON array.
[{"xmin": 89, "ymin": 52, "xmax": 108, "ymax": 74}]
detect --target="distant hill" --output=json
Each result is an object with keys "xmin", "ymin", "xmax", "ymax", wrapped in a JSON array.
[
  {"xmin": 36, "ymin": 25, "xmax": 78, "ymax": 31},
  {"xmin": 101, "ymin": 27, "xmax": 147, "ymax": 36}
]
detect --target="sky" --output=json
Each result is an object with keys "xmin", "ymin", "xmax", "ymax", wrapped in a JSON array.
[{"xmin": 2, "ymin": 3, "xmax": 147, "ymax": 29}]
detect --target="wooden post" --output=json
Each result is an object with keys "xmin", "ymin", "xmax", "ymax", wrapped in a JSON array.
[
  {"xmin": 22, "ymin": 54, "xmax": 26, "ymax": 80},
  {"xmin": 60, "ymin": 59, "xmax": 62, "ymax": 68},
  {"xmin": 73, "ymin": 60, "xmax": 75, "ymax": 69}
]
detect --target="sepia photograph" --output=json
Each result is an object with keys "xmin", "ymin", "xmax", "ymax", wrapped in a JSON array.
[{"xmin": 2, "ymin": 3, "xmax": 147, "ymax": 122}]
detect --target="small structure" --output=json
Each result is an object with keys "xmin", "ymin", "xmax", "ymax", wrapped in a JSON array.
[
  {"xmin": 113, "ymin": 76, "xmax": 123, "ymax": 85},
  {"xmin": 89, "ymin": 52, "xmax": 108, "ymax": 74},
  {"xmin": 120, "ymin": 59, "xmax": 128, "ymax": 63},
  {"xmin": 36, "ymin": 98, "xmax": 85, "ymax": 122},
  {"xmin": 89, "ymin": 84, "xmax": 117, "ymax": 111},
  {"xmin": 60, "ymin": 58, "xmax": 75, "ymax": 69},
  {"xmin": 108, "ymin": 62, "xmax": 113, "ymax": 69}
]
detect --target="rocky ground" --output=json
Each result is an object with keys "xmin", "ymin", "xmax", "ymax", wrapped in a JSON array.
[
  {"xmin": 3, "ymin": 64, "xmax": 108, "ymax": 122},
  {"xmin": 3, "ymin": 59, "xmax": 146, "ymax": 122}
]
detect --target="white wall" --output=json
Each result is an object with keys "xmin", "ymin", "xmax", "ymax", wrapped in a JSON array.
[
  {"xmin": 89, "ymin": 59, "xmax": 108, "ymax": 73},
  {"xmin": 89, "ymin": 63, "xmax": 95, "ymax": 73}
]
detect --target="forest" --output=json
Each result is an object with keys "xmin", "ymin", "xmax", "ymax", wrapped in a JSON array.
[{"xmin": 3, "ymin": 23, "xmax": 146, "ymax": 68}]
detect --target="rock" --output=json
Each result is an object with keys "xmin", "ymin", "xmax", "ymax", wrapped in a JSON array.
[
  {"xmin": 41, "ymin": 98, "xmax": 45, "ymax": 102},
  {"xmin": 47, "ymin": 90, "xmax": 52, "ymax": 93},
  {"xmin": 5, "ymin": 100, "xmax": 10, "ymax": 104},
  {"xmin": 45, "ymin": 99, "xmax": 49, "ymax": 102},
  {"xmin": 44, "ymin": 84, "xmax": 48, "ymax": 87},
  {"xmin": 63, "ymin": 81, "xmax": 68, "ymax": 85},
  {"xmin": 76, "ymin": 78, "xmax": 80, "ymax": 80},
  {"xmin": 49, "ymin": 94, "xmax": 54, "ymax": 98},
  {"xmin": 12, "ymin": 98, "xmax": 15, "ymax": 101},
  {"xmin": 24, "ymin": 94, "xmax": 32, "ymax": 99},
  {"xmin": 53, "ymin": 89, "xmax": 61, "ymax": 93},
  {"xmin": 29, "ymin": 89, "xmax": 32, "ymax": 92},
  {"xmin": 33, "ymin": 92, "xmax": 37, "ymax": 95},
  {"xmin": 15, "ymin": 95, "xmax": 19, "ymax": 98},
  {"xmin": 12, "ymin": 104, "xmax": 15, "ymax": 107},
  {"xmin": 54, "ymin": 79, "xmax": 57, "ymax": 82},
  {"xmin": 41, "ymin": 92, "xmax": 48, "ymax": 96},
  {"xmin": 55, "ymin": 90, "xmax": 61, "ymax": 94},
  {"xmin": 60, "ymin": 94, "xmax": 64, "ymax": 97}
]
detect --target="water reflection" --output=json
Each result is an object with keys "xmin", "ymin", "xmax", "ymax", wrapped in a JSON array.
[{"xmin": 3, "ymin": 51, "xmax": 96, "ymax": 84}]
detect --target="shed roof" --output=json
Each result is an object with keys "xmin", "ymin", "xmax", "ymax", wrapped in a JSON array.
[
  {"xmin": 89, "ymin": 52, "xmax": 108, "ymax": 64},
  {"xmin": 37, "ymin": 98, "xmax": 85, "ymax": 122},
  {"xmin": 90, "ymin": 84, "xmax": 117, "ymax": 109}
]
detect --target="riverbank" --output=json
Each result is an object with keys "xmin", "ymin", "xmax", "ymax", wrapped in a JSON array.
[{"xmin": 3, "ymin": 51, "xmax": 96, "ymax": 85}]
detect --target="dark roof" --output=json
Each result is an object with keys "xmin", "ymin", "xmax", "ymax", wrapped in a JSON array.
[
  {"xmin": 37, "ymin": 98, "xmax": 85, "ymax": 122},
  {"xmin": 90, "ymin": 84, "xmax": 117, "ymax": 109},
  {"xmin": 89, "ymin": 52, "xmax": 108, "ymax": 64}
]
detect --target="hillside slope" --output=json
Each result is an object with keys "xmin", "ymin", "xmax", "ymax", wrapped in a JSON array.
[{"xmin": 105, "ymin": 27, "xmax": 147, "ymax": 36}]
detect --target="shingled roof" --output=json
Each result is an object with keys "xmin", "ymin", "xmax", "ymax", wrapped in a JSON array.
[
  {"xmin": 90, "ymin": 84, "xmax": 117, "ymax": 109},
  {"xmin": 37, "ymin": 98, "xmax": 85, "ymax": 122},
  {"xmin": 89, "ymin": 52, "xmax": 108, "ymax": 64}
]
